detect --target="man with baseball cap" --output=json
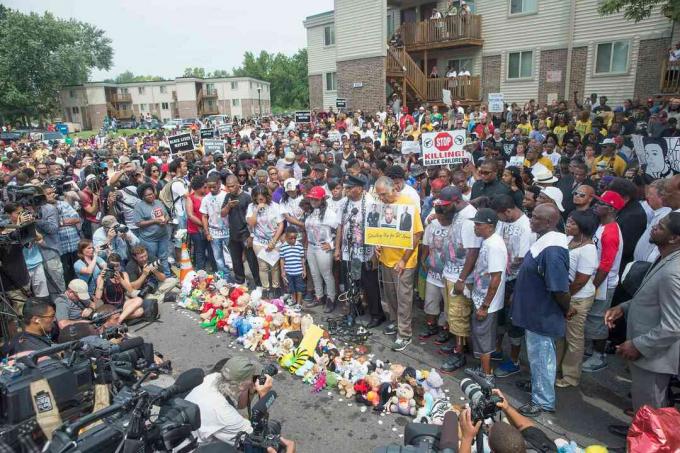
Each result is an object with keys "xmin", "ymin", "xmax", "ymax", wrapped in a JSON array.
[
  {"xmin": 593, "ymin": 138, "xmax": 626, "ymax": 177},
  {"xmin": 54, "ymin": 279, "xmax": 97, "ymax": 330},
  {"xmin": 93, "ymin": 215, "xmax": 140, "ymax": 264},
  {"xmin": 185, "ymin": 356, "xmax": 296, "ymax": 451}
]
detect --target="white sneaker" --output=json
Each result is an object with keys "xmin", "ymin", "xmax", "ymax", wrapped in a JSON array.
[{"xmin": 582, "ymin": 353, "xmax": 608, "ymax": 372}]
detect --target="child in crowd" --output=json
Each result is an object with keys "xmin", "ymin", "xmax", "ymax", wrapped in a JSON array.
[{"xmin": 279, "ymin": 226, "xmax": 306, "ymax": 304}]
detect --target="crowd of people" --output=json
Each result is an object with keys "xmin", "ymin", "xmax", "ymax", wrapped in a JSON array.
[{"xmin": 1, "ymin": 92, "xmax": 679, "ymax": 438}]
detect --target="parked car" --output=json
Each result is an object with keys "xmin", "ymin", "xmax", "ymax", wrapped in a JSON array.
[
  {"xmin": 162, "ymin": 119, "xmax": 184, "ymax": 131},
  {"xmin": 29, "ymin": 131, "xmax": 65, "ymax": 144},
  {"xmin": 117, "ymin": 120, "xmax": 137, "ymax": 129},
  {"xmin": 139, "ymin": 119, "xmax": 162, "ymax": 129},
  {"xmin": 0, "ymin": 132, "xmax": 23, "ymax": 141},
  {"xmin": 182, "ymin": 118, "xmax": 203, "ymax": 129}
]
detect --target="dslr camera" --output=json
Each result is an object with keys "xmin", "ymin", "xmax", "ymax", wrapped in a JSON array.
[
  {"xmin": 113, "ymin": 224, "xmax": 129, "ymax": 234},
  {"xmin": 460, "ymin": 372, "xmax": 503, "ymax": 423}
]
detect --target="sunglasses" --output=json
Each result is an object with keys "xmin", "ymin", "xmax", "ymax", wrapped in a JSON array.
[{"xmin": 574, "ymin": 192, "xmax": 587, "ymax": 197}]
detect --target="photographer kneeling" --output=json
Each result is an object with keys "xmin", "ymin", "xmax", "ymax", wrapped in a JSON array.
[
  {"xmin": 185, "ymin": 356, "xmax": 296, "ymax": 453},
  {"xmin": 94, "ymin": 253, "xmax": 144, "ymax": 324},
  {"xmin": 93, "ymin": 215, "xmax": 140, "ymax": 265},
  {"xmin": 126, "ymin": 245, "xmax": 179, "ymax": 303}
]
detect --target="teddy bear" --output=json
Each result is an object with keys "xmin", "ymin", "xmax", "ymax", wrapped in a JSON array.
[
  {"xmin": 300, "ymin": 314, "xmax": 313, "ymax": 335},
  {"xmin": 277, "ymin": 337, "xmax": 294, "ymax": 357},
  {"xmin": 389, "ymin": 363, "xmax": 406, "ymax": 383},
  {"xmin": 422, "ymin": 368, "xmax": 445, "ymax": 400},
  {"xmin": 289, "ymin": 313, "xmax": 302, "ymax": 332},
  {"xmin": 388, "ymin": 383, "xmax": 417, "ymax": 416},
  {"xmin": 337, "ymin": 378, "xmax": 355, "ymax": 398},
  {"xmin": 362, "ymin": 373, "xmax": 382, "ymax": 406}
]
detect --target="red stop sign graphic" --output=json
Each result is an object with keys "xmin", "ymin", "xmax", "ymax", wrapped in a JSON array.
[{"xmin": 434, "ymin": 132, "xmax": 453, "ymax": 151}]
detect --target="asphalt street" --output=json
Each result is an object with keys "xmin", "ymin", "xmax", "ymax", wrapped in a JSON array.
[{"xmin": 141, "ymin": 300, "xmax": 632, "ymax": 453}]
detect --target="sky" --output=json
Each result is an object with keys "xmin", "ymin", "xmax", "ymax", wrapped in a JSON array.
[{"xmin": 5, "ymin": 0, "xmax": 334, "ymax": 81}]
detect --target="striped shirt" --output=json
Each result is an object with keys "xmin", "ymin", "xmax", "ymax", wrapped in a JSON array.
[{"xmin": 279, "ymin": 242, "xmax": 305, "ymax": 276}]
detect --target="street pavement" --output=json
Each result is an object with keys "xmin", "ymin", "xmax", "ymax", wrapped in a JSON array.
[{"xmin": 141, "ymin": 300, "xmax": 632, "ymax": 452}]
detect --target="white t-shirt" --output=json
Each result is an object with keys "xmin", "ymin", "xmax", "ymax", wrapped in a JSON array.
[
  {"xmin": 185, "ymin": 373, "xmax": 252, "ymax": 445},
  {"xmin": 171, "ymin": 179, "xmax": 188, "ymax": 222},
  {"xmin": 305, "ymin": 208, "xmax": 340, "ymax": 251},
  {"xmin": 326, "ymin": 196, "xmax": 346, "ymax": 214},
  {"xmin": 442, "ymin": 204, "xmax": 482, "ymax": 282},
  {"xmin": 199, "ymin": 192, "xmax": 229, "ymax": 239},
  {"xmin": 246, "ymin": 203, "xmax": 283, "ymax": 246},
  {"xmin": 423, "ymin": 219, "xmax": 450, "ymax": 287},
  {"xmin": 568, "ymin": 242, "xmax": 598, "ymax": 299},
  {"xmin": 279, "ymin": 195, "xmax": 303, "ymax": 221},
  {"xmin": 542, "ymin": 151, "xmax": 562, "ymax": 168},
  {"xmin": 496, "ymin": 214, "xmax": 534, "ymax": 281},
  {"xmin": 594, "ymin": 222, "xmax": 623, "ymax": 298},
  {"xmin": 471, "ymin": 233, "xmax": 507, "ymax": 313}
]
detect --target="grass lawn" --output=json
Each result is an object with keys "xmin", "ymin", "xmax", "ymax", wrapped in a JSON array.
[{"xmin": 72, "ymin": 128, "xmax": 150, "ymax": 139}]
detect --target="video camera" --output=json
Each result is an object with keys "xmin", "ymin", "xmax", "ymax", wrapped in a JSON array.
[
  {"xmin": 235, "ymin": 391, "xmax": 284, "ymax": 453},
  {"xmin": 459, "ymin": 372, "xmax": 503, "ymax": 423},
  {"xmin": 0, "ymin": 216, "xmax": 37, "ymax": 246},
  {"xmin": 46, "ymin": 176, "xmax": 74, "ymax": 197},
  {"xmin": 373, "ymin": 412, "xmax": 459, "ymax": 453},
  {"xmin": 5, "ymin": 184, "xmax": 46, "ymax": 208}
]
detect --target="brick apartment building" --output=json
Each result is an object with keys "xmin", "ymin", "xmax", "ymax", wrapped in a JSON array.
[
  {"xmin": 59, "ymin": 76, "xmax": 271, "ymax": 131},
  {"xmin": 305, "ymin": 0, "xmax": 680, "ymax": 114}
]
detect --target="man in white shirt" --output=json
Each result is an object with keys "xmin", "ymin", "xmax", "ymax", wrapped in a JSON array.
[
  {"xmin": 386, "ymin": 165, "xmax": 421, "ymax": 206},
  {"xmin": 634, "ymin": 180, "xmax": 671, "ymax": 262}
]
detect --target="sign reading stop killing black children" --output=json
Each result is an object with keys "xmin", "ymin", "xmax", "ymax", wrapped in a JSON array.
[
  {"xmin": 168, "ymin": 133, "xmax": 195, "ymax": 154},
  {"xmin": 421, "ymin": 130, "xmax": 467, "ymax": 166}
]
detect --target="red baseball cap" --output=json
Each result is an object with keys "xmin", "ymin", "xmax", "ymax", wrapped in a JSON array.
[
  {"xmin": 307, "ymin": 186, "xmax": 326, "ymax": 200},
  {"xmin": 595, "ymin": 190, "xmax": 625, "ymax": 211}
]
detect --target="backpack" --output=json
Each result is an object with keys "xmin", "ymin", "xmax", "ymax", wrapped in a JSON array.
[{"xmin": 158, "ymin": 177, "xmax": 184, "ymax": 214}]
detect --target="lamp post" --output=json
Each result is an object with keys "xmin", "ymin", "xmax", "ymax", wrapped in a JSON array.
[{"xmin": 257, "ymin": 87, "xmax": 262, "ymax": 117}]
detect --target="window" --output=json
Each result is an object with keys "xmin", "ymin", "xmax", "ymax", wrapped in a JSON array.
[
  {"xmin": 447, "ymin": 58, "xmax": 473, "ymax": 74},
  {"xmin": 507, "ymin": 51, "xmax": 533, "ymax": 79},
  {"xmin": 71, "ymin": 106, "xmax": 79, "ymax": 114},
  {"xmin": 231, "ymin": 81, "xmax": 238, "ymax": 89},
  {"xmin": 120, "ymin": 88, "xmax": 129, "ymax": 94},
  {"xmin": 69, "ymin": 90, "xmax": 75, "ymax": 98},
  {"xmin": 324, "ymin": 25, "xmax": 335, "ymax": 46},
  {"xmin": 140, "ymin": 103, "xmax": 147, "ymax": 111},
  {"xmin": 160, "ymin": 86, "xmax": 167, "ymax": 94},
  {"xmin": 138, "ymin": 87, "xmax": 145, "ymax": 94},
  {"xmin": 232, "ymin": 99, "xmax": 240, "ymax": 106},
  {"xmin": 510, "ymin": 0, "xmax": 537, "ymax": 15},
  {"xmin": 161, "ymin": 102, "xmax": 169, "ymax": 110},
  {"xmin": 249, "ymin": 81, "xmax": 252, "ymax": 89},
  {"xmin": 206, "ymin": 83, "xmax": 215, "ymax": 91},
  {"xmin": 325, "ymin": 72, "xmax": 337, "ymax": 91},
  {"xmin": 595, "ymin": 41, "xmax": 629, "ymax": 74}
]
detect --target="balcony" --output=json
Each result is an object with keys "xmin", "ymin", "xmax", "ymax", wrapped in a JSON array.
[
  {"xmin": 115, "ymin": 109, "xmax": 133, "ymax": 119},
  {"xmin": 427, "ymin": 76, "xmax": 480, "ymax": 103},
  {"xmin": 661, "ymin": 60, "xmax": 680, "ymax": 94},
  {"xmin": 111, "ymin": 93, "xmax": 132, "ymax": 103},
  {"xmin": 398, "ymin": 14, "xmax": 482, "ymax": 52},
  {"xmin": 200, "ymin": 103, "xmax": 219, "ymax": 115},
  {"xmin": 201, "ymin": 88, "xmax": 218, "ymax": 98}
]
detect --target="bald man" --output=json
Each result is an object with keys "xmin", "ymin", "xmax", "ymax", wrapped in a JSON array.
[
  {"xmin": 572, "ymin": 185, "xmax": 594, "ymax": 212},
  {"xmin": 510, "ymin": 204, "xmax": 571, "ymax": 417},
  {"xmin": 662, "ymin": 174, "xmax": 680, "ymax": 211}
]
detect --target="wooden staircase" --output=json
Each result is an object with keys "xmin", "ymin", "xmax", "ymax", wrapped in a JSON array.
[{"xmin": 387, "ymin": 46, "xmax": 428, "ymax": 104}]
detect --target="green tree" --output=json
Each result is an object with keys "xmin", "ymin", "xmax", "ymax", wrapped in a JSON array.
[
  {"xmin": 209, "ymin": 69, "xmax": 231, "ymax": 78},
  {"xmin": 182, "ymin": 67, "xmax": 206, "ymax": 78},
  {"xmin": 0, "ymin": 7, "xmax": 112, "ymax": 123},
  {"xmin": 598, "ymin": 0, "xmax": 680, "ymax": 22},
  {"xmin": 108, "ymin": 71, "xmax": 164, "ymax": 83}
]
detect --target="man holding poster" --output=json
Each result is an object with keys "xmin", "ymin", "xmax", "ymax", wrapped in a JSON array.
[{"xmin": 373, "ymin": 176, "xmax": 423, "ymax": 352}]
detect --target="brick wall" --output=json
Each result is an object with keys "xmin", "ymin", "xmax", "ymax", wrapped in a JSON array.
[
  {"xmin": 538, "ymin": 48, "xmax": 568, "ymax": 105},
  {"xmin": 85, "ymin": 104, "xmax": 108, "ymax": 130},
  {"xmin": 218, "ymin": 100, "xmax": 232, "ymax": 116},
  {"xmin": 337, "ymin": 56, "xmax": 386, "ymax": 113},
  {"xmin": 309, "ymin": 74, "xmax": 323, "ymax": 110},
  {"xmin": 177, "ymin": 100, "xmax": 198, "ymax": 119},
  {"xmin": 635, "ymin": 38, "xmax": 668, "ymax": 100},
  {"xmin": 481, "ymin": 55, "xmax": 501, "ymax": 101},
  {"xmin": 568, "ymin": 47, "xmax": 587, "ymax": 107}
]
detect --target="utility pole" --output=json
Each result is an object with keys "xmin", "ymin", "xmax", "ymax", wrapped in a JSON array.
[{"xmin": 257, "ymin": 87, "xmax": 262, "ymax": 117}]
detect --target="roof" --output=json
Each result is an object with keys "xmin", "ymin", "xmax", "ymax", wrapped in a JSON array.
[
  {"xmin": 303, "ymin": 10, "xmax": 334, "ymax": 28},
  {"xmin": 64, "ymin": 76, "xmax": 270, "ymax": 88}
]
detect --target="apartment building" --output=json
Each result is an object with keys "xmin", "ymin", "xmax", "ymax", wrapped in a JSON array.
[
  {"xmin": 305, "ymin": 0, "xmax": 677, "ymax": 113},
  {"xmin": 59, "ymin": 77, "xmax": 271, "ymax": 130}
]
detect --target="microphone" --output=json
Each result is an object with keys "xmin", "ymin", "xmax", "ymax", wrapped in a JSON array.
[
  {"xmin": 439, "ymin": 411, "xmax": 459, "ymax": 453},
  {"xmin": 251, "ymin": 390, "xmax": 277, "ymax": 416},
  {"xmin": 158, "ymin": 368, "xmax": 205, "ymax": 401},
  {"xmin": 351, "ymin": 207, "xmax": 358, "ymax": 215},
  {"xmin": 110, "ymin": 336, "xmax": 144, "ymax": 354}
]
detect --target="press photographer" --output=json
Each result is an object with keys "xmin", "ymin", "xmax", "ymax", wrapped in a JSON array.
[
  {"xmin": 92, "ymin": 215, "xmax": 139, "ymax": 264},
  {"xmin": 184, "ymin": 356, "xmax": 296, "ymax": 452},
  {"xmin": 55, "ymin": 279, "xmax": 97, "ymax": 330},
  {"xmin": 94, "ymin": 253, "xmax": 145, "ymax": 323},
  {"xmin": 1, "ymin": 298, "xmax": 55, "ymax": 358},
  {"xmin": 34, "ymin": 184, "xmax": 67, "ymax": 296},
  {"xmin": 126, "ymin": 245, "xmax": 179, "ymax": 303}
]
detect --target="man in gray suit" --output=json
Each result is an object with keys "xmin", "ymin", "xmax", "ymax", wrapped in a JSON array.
[{"xmin": 605, "ymin": 212, "xmax": 680, "ymax": 416}]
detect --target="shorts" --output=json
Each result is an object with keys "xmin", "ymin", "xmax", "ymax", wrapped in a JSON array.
[
  {"xmin": 445, "ymin": 279, "xmax": 472, "ymax": 337},
  {"xmin": 471, "ymin": 310, "xmax": 498, "ymax": 355},
  {"xmin": 585, "ymin": 287, "xmax": 615, "ymax": 341},
  {"xmin": 424, "ymin": 282, "xmax": 446, "ymax": 316},
  {"xmin": 287, "ymin": 274, "xmax": 306, "ymax": 294}
]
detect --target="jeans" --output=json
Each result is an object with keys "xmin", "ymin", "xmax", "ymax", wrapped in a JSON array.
[
  {"xmin": 210, "ymin": 237, "xmax": 233, "ymax": 282},
  {"xmin": 306, "ymin": 247, "xmax": 335, "ymax": 301},
  {"xmin": 189, "ymin": 232, "xmax": 210, "ymax": 271},
  {"xmin": 139, "ymin": 237, "xmax": 171, "ymax": 277},
  {"xmin": 229, "ymin": 238, "xmax": 261, "ymax": 286},
  {"xmin": 526, "ymin": 329, "xmax": 557, "ymax": 410}
]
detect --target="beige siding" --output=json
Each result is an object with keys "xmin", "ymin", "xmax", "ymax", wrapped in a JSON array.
[
  {"xmin": 573, "ymin": 3, "xmax": 671, "ymax": 44},
  {"xmin": 499, "ymin": 49, "xmax": 540, "ymax": 104},
  {"xmin": 322, "ymin": 92, "xmax": 338, "ymax": 110},
  {"xmin": 307, "ymin": 25, "xmax": 337, "ymax": 75},
  {"xmin": 583, "ymin": 38, "xmax": 639, "ymax": 106},
  {"xmin": 427, "ymin": 48, "xmax": 482, "ymax": 77},
  {"xmin": 335, "ymin": 0, "xmax": 387, "ymax": 62}
]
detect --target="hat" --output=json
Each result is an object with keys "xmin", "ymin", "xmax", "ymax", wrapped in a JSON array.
[
  {"xmin": 85, "ymin": 174, "xmax": 96, "ymax": 182},
  {"xmin": 220, "ymin": 356, "xmax": 263, "ymax": 384},
  {"xmin": 410, "ymin": 165, "xmax": 426, "ymax": 178},
  {"xmin": 594, "ymin": 190, "xmax": 625, "ymax": 211},
  {"xmin": 118, "ymin": 156, "xmax": 131, "ymax": 165},
  {"xmin": 101, "ymin": 215, "xmax": 119, "ymax": 229},
  {"xmin": 532, "ymin": 166, "xmax": 558, "ymax": 184},
  {"xmin": 283, "ymin": 177, "xmax": 299, "ymax": 192},
  {"xmin": 469, "ymin": 208, "xmax": 498, "ymax": 224},
  {"xmin": 284, "ymin": 151, "xmax": 295, "ymax": 162},
  {"xmin": 344, "ymin": 174, "xmax": 367, "ymax": 188},
  {"xmin": 386, "ymin": 165, "xmax": 406, "ymax": 180},
  {"xmin": 68, "ymin": 279, "xmax": 90, "ymax": 301},
  {"xmin": 540, "ymin": 187, "xmax": 565, "ymax": 212},
  {"xmin": 307, "ymin": 186, "xmax": 327, "ymax": 200},
  {"xmin": 434, "ymin": 186, "xmax": 462, "ymax": 206}
]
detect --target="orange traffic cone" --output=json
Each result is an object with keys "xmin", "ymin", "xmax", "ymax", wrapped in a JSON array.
[{"xmin": 179, "ymin": 241, "xmax": 194, "ymax": 283}]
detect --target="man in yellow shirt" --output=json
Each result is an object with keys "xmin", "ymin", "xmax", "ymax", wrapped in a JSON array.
[
  {"xmin": 517, "ymin": 115, "xmax": 533, "ymax": 136},
  {"xmin": 592, "ymin": 138, "xmax": 627, "ymax": 177},
  {"xmin": 523, "ymin": 144, "xmax": 554, "ymax": 172},
  {"xmin": 374, "ymin": 176, "xmax": 424, "ymax": 351}
]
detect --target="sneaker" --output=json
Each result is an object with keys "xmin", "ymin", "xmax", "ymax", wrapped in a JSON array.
[
  {"xmin": 494, "ymin": 360, "xmax": 520, "ymax": 378},
  {"xmin": 555, "ymin": 378, "xmax": 575, "ymax": 388},
  {"xmin": 490, "ymin": 350, "xmax": 504, "ymax": 362},
  {"xmin": 582, "ymin": 353, "xmax": 608, "ymax": 373},
  {"xmin": 392, "ymin": 336, "xmax": 412, "ymax": 351},
  {"xmin": 518, "ymin": 402, "xmax": 554, "ymax": 417},
  {"xmin": 439, "ymin": 340, "xmax": 457, "ymax": 355},
  {"xmin": 465, "ymin": 367, "xmax": 495, "ymax": 388},
  {"xmin": 440, "ymin": 353, "xmax": 466, "ymax": 373},
  {"xmin": 303, "ymin": 298, "xmax": 324, "ymax": 309},
  {"xmin": 383, "ymin": 323, "xmax": 398, "ymax": 336},
  {"xmin": 433, "ymin": 330, "xmax": 452, "ymax": 345},
  {"xmin": 418, "ymin": 323, "xmax": 439, "ymax": 340},
  {"xmin": 302, "ymin": 293, "xmax": 314, "ymax": 303}
]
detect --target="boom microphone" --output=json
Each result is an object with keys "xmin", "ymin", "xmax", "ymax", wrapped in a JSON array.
[
  {"xmin": 439, "ymin": 411, "xmax": 460, "ymax": 453},
  {"xmin": 158, "ymin": 368, "xmax": 205, "ymax": 401}
]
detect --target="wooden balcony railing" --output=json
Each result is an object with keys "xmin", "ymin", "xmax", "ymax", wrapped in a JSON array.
[
  {"xmin": 202, "ymin": 88, "xmax": 218, "ymax": 97},
  {"xmin": 426, "ymin": 76, "xmax": 480, "ymax": 102},
  {"xmin": 115, "ymin": 109, "xmax": 132, "ymax": 119},
  {"xmin": 398, "ymin": 14, "xmax": 482, "ymax": 51},
  {"xmin": 388, "ymin": 46, "xmax": 427, "ymax": 100},
  {"xmin": 661, "ymin": 60, "xmax": 680, "ymax": 94},
  {"xmin": 111, "ymin": 93, "xmax": 132, "ymax": 103}
]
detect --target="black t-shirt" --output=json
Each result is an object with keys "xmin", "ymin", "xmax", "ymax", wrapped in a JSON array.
[
  {"xmin": 126, "ymin": 254, "xmax": 159, "ymax": 286},
  {"xmin": 2, "ymin": 332, "xmax": 52, "ymax": 358},
  {"xmin": 522, "ymin": 426, "xmax": 557, "ymax": 453},
  {"xmin": 501, "ymin": 139, "xmax": 517, "ymax": 158},
  {"xmin": 227, "ymin": 192, "xmax": 252, "ymax": 241}
]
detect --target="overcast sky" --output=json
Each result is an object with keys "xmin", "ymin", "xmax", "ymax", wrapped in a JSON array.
[{"xmin": 5, "ymin": 0, "xmax": 333, "ymax": 80}]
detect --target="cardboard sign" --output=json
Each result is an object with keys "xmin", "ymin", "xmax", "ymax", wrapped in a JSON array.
[
  {"xmin": 488, "ymin": 93, "xmax": 504, "ymax": 113},
  {"xmin": 200, "ymin": 128, "xmax": 214, "ymax": 139},
  {"xmin": 295, "ymin": 111, "xmax": 311, "ymax": 123},
  {"xmin": 442, "ymin": 89, "xmax": 452, "ymax": 107},
  {"xmin": 168, "ymin": 133, "xmax": 195, "ymax": 154},
  {"xmin": 336, "ymin": 98, "xmax": 347, "ymax": 108},
  {"xmin": 401, "ymin": 141, "xmax": 421, "ymax": 154},
  {"xmin": 203, "ymin": 139, "xmax": 226, "ymax": 155},
  {"xmin": 422, "ymin": 130, "xmax": 466, "ymax": 166},
  {"xmin": 632, "ymin": 135, "xmax": 680, "ymax": 178},
  {"xmin": 218, "ymin": 124, "xmax": 232, "ymax": 136},
  {"xmin": 364, "ymin": 202, "xmax": 415, "ymax": 249}
]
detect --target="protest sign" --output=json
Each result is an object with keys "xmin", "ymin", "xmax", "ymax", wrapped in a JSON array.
[
  {"xmin": 203, "ymin": 139, "xmax": 226, "ymax": 155},
  {"xmin": 401, "ymin": 141, "xmax": 421, "ymax": 154},
  {"xmin": 168, "ymin": 133, "xmax": 195, "ymax": 154},
  {"xmin": 200, "ymin": 128, "xmax": 214, "ymax": 139},
  {"xmin": 328, "ymin": 131, "xmax": 341, "ymax": 142},
  {"xmin": 442, "ymin": 89, "xmax": 452, "ymax": 107},
  {"xmin": 295, "ymin": 111, "xmax": 311, "ymax": 123},
  {"xmin": 488, "ymin": 93, "xmax": 504, "ymax": 113},
  {"xmin": 364, "ymin": 202, "xmax": 414, "ymax": 249},
  {"xmin": 632, "ymin": 135, "xmax": 680, "ymax": 179},
  {"xmin": 336, "ymin": 98, "xmax": 347, "ymax": 108},
  {"xmin": 218, "ymin": 124, "xmax": 232, "ymax": 135},
  {"xmin": 421, "ymin": 130, "xmax": 467, "ymax": 166}
]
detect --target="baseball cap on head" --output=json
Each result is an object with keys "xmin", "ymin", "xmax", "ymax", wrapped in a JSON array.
[
  {"xmin": 344, "ymin": 174, "xmax": 367, "ymax": 188},
  {"xmin": 220, "ymin": 356, "xmax": 263, "ymax": 384},
  {"xmin": 307, "ymin": 186, "xmax": 326, "ymax": 200},
  {"xmin": 434, "ymin": 186, "xmax": 462, "ymax": 206},
  {"xmin": 594, "ymin": 190, "xmax": 625, "ymax": 211},
  {"xmin": 67, "ymin": 279, "xmax": 91, "ymax": 301},
  {"xmin": 283, "ymin": 178, "xmax": 298, "ymax": 192},
  {"xmin": 469, "ymin": 208, "xmax": 498, "ymax": 224}
]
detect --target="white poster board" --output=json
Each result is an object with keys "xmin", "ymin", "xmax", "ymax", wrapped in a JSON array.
[{"xmin": 488, "ymin": 93, "xmax": 504, "ymax": 113}]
